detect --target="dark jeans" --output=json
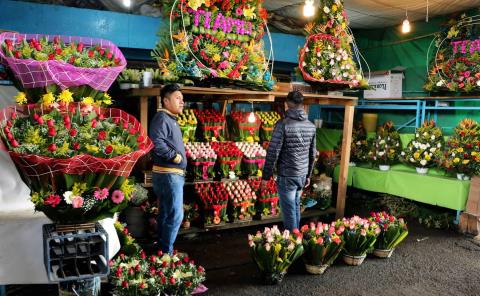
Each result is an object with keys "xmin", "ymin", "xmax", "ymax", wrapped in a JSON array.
[{"xmin": 276, "ymin": 175, "xmax": 306, "ymax": 231}]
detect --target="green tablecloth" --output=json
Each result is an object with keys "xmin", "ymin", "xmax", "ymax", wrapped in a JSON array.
[{"xmin": 334, "ymin": 164, "xmax": 469, "ymax": 211}]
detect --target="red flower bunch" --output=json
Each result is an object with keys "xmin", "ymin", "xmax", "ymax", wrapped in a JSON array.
[
  {"xmin": 193, "ymin": 109, "xmax": 225, "ymax": 124},
  {"xmin": 230, "ymin": 111, "xmax": 260, "ymax": 124},
  {"xmin": 194, "ymin": 182, "xmax": 229, "ymax": 224},
  {"xmin": 225, "ymin": 180, "xmax": 257, "ymax": 221},
  {"xmin": 369, "ymin": 212, "xmax": 408, "ymax": 251},
  {"xmin": 229, "ymin": 111, "xmax": 261, "ymax": 142},
  {"xmin": 211, "ymin": 141, "xmax": 243, "ymax": 177},
  {"xmin": 194, "ymin": 109, "xmax": 226, "ymax": 141}
]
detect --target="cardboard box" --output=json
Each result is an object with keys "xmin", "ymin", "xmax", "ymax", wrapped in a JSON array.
[{"xmin": 364, "ymin": 70, "xmax": 404, "ymax": 99}]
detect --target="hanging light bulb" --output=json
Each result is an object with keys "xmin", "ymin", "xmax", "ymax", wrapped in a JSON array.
[
  {"xmin": 248, "ymin": 102, "xmax": 256, "ymax": 123},
  {"xmin": 303, "ymin": 0, "xmax": 315, "ymax": 18},
  {"xmin": 122, "ymin": 0, "xmax": 131, "ymax": 8},
  {"xmin": 402, "ymin": 10, "xmax": 411, "ymax": 33}
]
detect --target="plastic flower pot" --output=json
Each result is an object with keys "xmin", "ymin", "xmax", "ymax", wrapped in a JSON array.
[
  {"xmin": 342, "ymin": 254, "xmax": 367, "ymax": 266},
  {"xmin": 378, "ymin": 165, "xmax": 390, "ymax": 171},
  {"xmin": 373, "ymin": 248, "xmax": 395, "ymax": 258},
  {"xmin": 416, "ymin": 167, "xmax": 429, "ymax": 174},
  {"xmin": 457, "ymin": 173, "xmax": 470, "ymax": 181},
  {"xmin": 305, "ymin": 264, "xmax": 329, "ymax": 275},
  {"xmin": 261, "ymin": 271, "xmax": 286, "ymax": 285}
]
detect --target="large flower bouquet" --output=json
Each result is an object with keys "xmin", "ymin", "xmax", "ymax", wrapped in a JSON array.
[
  {"xmin": 225, "ymin": 180, "xmax": 256, "ymax": 222},
  {"xmin": 194, "ymin": 109, "xmax": 225, "ymax": 141},
  {"xmin": 338, "ymin": 216, "xmax": 381, "ymax": 259},
  {"xmin": 248, "ymin": 226, "xmax": 304, "ymax": 284},
  {"xmin": 247, "ymin": 178, "xmax": 280, "ymax": 218},
  {"xmin": 369, "ymin": 212, "xmax": 408, "ymax": 257},
  {"xmin": 0, "ymin": 32, "xmax": 126, "ymax": 101},
  {"xmin": 441, "ymin": 119, "xmax": 480, "ymax": 179},
  {"xmin": 256, "ymin": 111, "xmax": 281, "ymax": 142},
  {"xmin": 371, "ymin": 121, "xmax": 401, "ymax": 168},
  {"xmin": 401, "ymin": 120, "xmax": 443, "ymax": 171},
  {"xmin": 236, "ymin": 142, "xmax": 266, "ymax": 177},
  {"xmin": 110, "ymin": 250, "xmax": 206, "ymax": 296},
  {"xmin": 229, "ymin": 111, "xmax": 261, "ymax": 142},
  {"xmin": 300, "ymin": 222, "xmax": 344, "ymax": 274},
  {"xmin": 194, "ymin": 182, "xmax": 228, "ymax": 225},
  {"xmin": 185, "ymin": 142, "xmax": 217, "ymax": 180},
  {"xmin": 210, "ymin": 141, "xmax": 243, "ymax": 178},
  {"xmin": 178, "ymin": 109, "xmax": 198, "ymax": 143},
  {"xmin": 0, "ymin": 100, "xmax": 152, "ymax": 223}
]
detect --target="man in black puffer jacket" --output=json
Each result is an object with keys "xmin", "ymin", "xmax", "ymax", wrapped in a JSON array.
[{"xmin": 262, "ymin": 90, "xmax": 317, "ymax": 231}]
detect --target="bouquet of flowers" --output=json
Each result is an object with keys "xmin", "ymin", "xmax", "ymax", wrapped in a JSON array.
[
  {"xmin": 370, "ymin": 121, "xmax": 401, "ymax": 169},
  {"xmin": 300, "ymin": 221, "xmax": 344, "ymax": 274},
  {"xmin": 350, "ymin": 122, "xmax": 370, "ymax": 164},
  {"xmin": 248, "ymin": 226, "xmax": 304, "ymax": 284},
  {"xmin": 194, "ymin": 109, "xmax": 225, "ymax": 141},
  {"xmin": 256, "ymin": 111, "xmax": 281, "ymax": 142},
  {"xmin": 229, "ymin": 111, "xmax": 261, "ymax": 142},
  {"xmin": 441, "ymin": 119, "xmax": 480, "ymax": 180},
  {"xmin": 110, "ymin": 250, "xmax": 206, "ymax": 296},
  {"xmin": 303, "ymin": 174, "xmax": 332, "ymax": 210},
  {"xmin": 194, "ymin": 182, "xmax": 229, "ymax": 225},
  {"xmin": 178, "ymin": 109, "xmax": 197, "ymax": 143},
  {"xmin": 211, "ymin": 141, "xmax": 243, "ymax": 178},
  {"xmin": 185, "ymin": 142, "xmax": 217, "ymax": 180},
  {"xmin": 369, "ymin": 212, "xmax": 409, "ymax": 258},
  {"xmin": 248, "ymin": 178, "xmax": 280, "ymax": 218},
  {"xmin": 225, "ymin": 180, "xmax": 257, "ymax": 222},
  {"xmin": 182, "ymin": 202, "xmax": 198, "ymax": 229},
  {"xmin": 129, "ymin": 182, "xmax": 149, "ymax": 207},
  {"xmin": 401, "ymin": 120, "xmax": 443, "ymax": 173},
  {"xmin": 236, "ymin": 142, "xmax": 266, "ymax": 177},
  {"xmin": 114, "ymin": 221, "xmax": 141, "ymax": 257},
  {"xmin": 337, "ymin": 216, "xmax": 381, "ymax": 265}
]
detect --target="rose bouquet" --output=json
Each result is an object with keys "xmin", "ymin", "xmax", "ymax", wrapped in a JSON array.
[
  {"xmin": 194, "ymin": 182, "xmax": 229, "ymax": 225},
  {"xmin": 110, "ymin": 250, "xmax": 206, "ymax": 296},
  {"xmin": 225, "ymin": 180, "xmax": 257, "ymax": 222},
  {"xmin": 441, "ymin": 119, "xmax": 480, "ymax": 180},
  {"xmin": 370, "ymin": 121, "xmax": 401, "ymax": 170},
  {"xmin": 229, "ymin": 111, "xmax": 261, "ymax": 142},
  {"xmin": 369, "ymin": 212, "xmax": 409, "ymax": 258},
  {"xmin": 401, "ymin": 120, "xmax": 444, "ymax": 174},
  {"xmin": 248, "ymin": 226, "xmax": 304, "ymax": 284},
  {"xmin": 185, "ymin": 142, "xmax": 217, "ymax": 180},
  {"xmin": 210, "ymin": 141, "xmax": 243, "ymax": 178},
  {"xmin": 300, "ymin": 221, "xmax": 344, "ymax": 274},
  {"xmin": 337, "ymin": 216, "xmax": 381, "ymax": 265},
  {"xmin": 236, "ymin": 142, "xmax": 266, "ymax": 177},
  {"xmin": 178, "ymin": 109, "xmax": 197, "ymax": 143},
  {"xmin": 256, "ymin": 111, "xmax": 281, "ymax": 142},
  {"xmin": 194, "ymin": 109, "xmax": 225, "ymax": 141},
  {"xmin": 247, "ymin": 178, "xmax": 280, "ymax": 218}
]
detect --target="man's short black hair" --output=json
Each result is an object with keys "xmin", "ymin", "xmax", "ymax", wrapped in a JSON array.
[
  {"xmin": 286, "ymin": 90, "xmax": 304, "ymax": 108},
  {"xmin": 160, "ymin": 83, "xmax": 181, "ymax": 106}
]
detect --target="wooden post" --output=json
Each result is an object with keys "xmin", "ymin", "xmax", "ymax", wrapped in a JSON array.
[{"xmin": 336, "ymin": 105, "xmax": 354, "ymax": 219}]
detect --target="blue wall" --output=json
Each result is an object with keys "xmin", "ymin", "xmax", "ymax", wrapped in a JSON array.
[{"xmin": 0, "ymin": 0, "xmax": 305, "ymax": 63}]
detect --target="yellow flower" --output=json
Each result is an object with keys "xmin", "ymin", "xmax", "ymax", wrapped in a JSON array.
[
  {"xmin": 425, "ymin": 154, "xmax": 431, "ymax": 161},
  {"xmin": 30, "ymin": 191, "xmax": 42, "ymax": 205},
  {"xmin": 58, "ymin": 89, "xmax": 74, "ymax": 104},
  {"xmin": 243, "ymin": 6, "xmax": 256, "ymax": 19},
  {"xmin": 15, "ymin": 92, "xmax": 27, "ymax": 104},
  {"xmin": 187, "ymin": 0, "xmax": 203, "ymax": 10},
  {"xmin": 246, "ymin": 136, "xmax": 254, "ymax": 142},
  {"xmin": 57, "ymin": 142, "xmax": 70, "ymax": 154},
  {"xmin": 212, "ymin": 54, "xmax": 221, "ymax": 62},
  {"xmin": 72, "ymin": 182, "xmax": 87, "ymax": 196},
  {"xmin": 453, "ymin": 157, "xmax": 460, "ymax": 164},
  {"xmin": 413, "ymin": 152, "xmax": 420, "ymax": 159},
  {"xmin": 120, "ymin": 179, "xmax": 135, "ymax": 199},
  {"xmin": 82, "ymin": 96, "xmax": 94, "ymax": 105},
  {"xmin": 41, "ymin": 92, "xmax": 55, "ymax": 106},
  {"xmin": 257, "ymin": 170, "xmax": 262, "ymax": 177},
  {"xmin": 102, "ymin": 93, "xmax": 112, "ymax": 105},
  {"xmin": 332, "ymin": 4, "xmax": 338, "ymax": 12},
  {"xmin": 342, "ymin": 22, "xmax": 346, "ymax": 29},
  {"xmin": 463, "ymin": 159, "xmax": 470, "ymax": 165},
  {"xmin": 112, "ymin": 143, "xmax": 132, "ymax": 155},
  {"xmin": 457, "ymin": 147, "xmax": 464, "ymax": 153},
  {"xmin": 85, "ymin": 144, "xmax": 99, "ymax": 154},
  {"xmin": 472, "ymin": 152, "xmax": 477, "ymax": 156}
]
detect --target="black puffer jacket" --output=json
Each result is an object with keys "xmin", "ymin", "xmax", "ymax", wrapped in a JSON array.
[{"xmin": 262, "ymin": 108, "xmax": 316, "ymax": 180}]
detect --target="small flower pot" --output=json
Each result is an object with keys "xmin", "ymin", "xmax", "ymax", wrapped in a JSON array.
[
  {"xmin": 119, "ymin": 83, "xmax": 131, "ymax": 90},
  {"xmin": 373, "ymin": 248, "xmax": 394, "ymax": 258},
  {"xmin": 416, "ymin": 167, "xmax": 429, "ymax": 174},
  {"xmin": 261, "ymin": 271, "xmax": 286, "ymax": 285},
  {"xmin": 457, "ymin": 173, "xmax": 470, "ymax": 181},
  {"xmin": 305, "ymin": 264, "xmax": 329, "ymax": 275},
  {"xmin": 349, "ymin": 162, "xmax": 356, "ymax": 167},
  {"xmin": 130, "ymin": 83, "xmax": 140, "ymax": 89},
  {"xmin": 342, "ymin": 254, "xmax": 366, "ymax": 266},
  {"xmin": 378, "ymin": 165, "xmax": 390, "ymax": 171}
]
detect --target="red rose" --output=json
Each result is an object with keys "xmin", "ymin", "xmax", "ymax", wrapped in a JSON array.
[
  {"xmin": 140, "ymin": 251, "xmax": 146, "ymax": 259},
  {"xmin": 14, "ymin": 51, "xmax": 22, "ymax": 59},
  {"xmin": 48, "ymin": 144, "xmax": 57, "ymax": 152},
  {"xmin": 63, "ymin": 115, "xmax": 70, "ymax": 124},
  {"xmin": 128, "ymin": 268, "xmax": 134, "ymax": 275},
  {"xmin": 48, "ymin": 53, "xmax": 55, "ymax": 60},
  {"xmin": 44, "ymin": 194, "xmax": 61, "ymax": 207},
  {"xmin": 6, "ymin": 120, "xmax": 12, "ymax": 127},
  {"xmin": 137, "ymin": 135, "xmax": 145, "ymax": 143},
  {"xmin": 48, "ymin": 127, "xmax": 56, "ymax": 137},
  {"xmin": 91, "ymin": 119, "xmax": 97, "ymax": 128},
  {"xmin": 33, "ymin": 113, "xmax": 39, "ymax": 120},
  {"xmin": 3, "ymin": 126, "xmax": 10, "ymax": 134},
  {"xmin": 73, "ymin": 142, "xmax": 80, "ymax": 150},
  {"xmin": 169, "ymin": 277, "xmax": 176, "ymax": 285},
  {"xmin": 77, "ymin": 42, "xmax": 84, "ymax": 52},
  {"xmin": 69, "ymin": 56, "xmax": 76, "ymax": 64},
  {"xmin": 98, "ymin": 131, "xmax": 107, "ymax": 140},
  {"xmin": 99, "ymin": 49, "xmax": 105, "ymax": 56},
  {"xmin": 389, "ymin": 216, "xmax": 395, "ymax": 222},
  {"xmin": 122, "ymin": 121, "xmax": 129, "ymax": 129},
  {"xmin": 162, "ymin": 261, "xmax": 168, "ymax": 268},
  {"xmin": 10, "ymin": 139, "xmax": 19, "ymax": 148},
  {"xmin": 53, "ymin": 36, "xmax": 60, "ymax": 44},
  {"xmin": 106, "ymin": 52, "xmax": 113, "ymax": 59},
  {"xmin": 47, "ymin": 119, "xmax": 55, "ymax": 128},
  {"xmin": 98, "ymin": 114, "xmax": 105, "ymax": 120},
  {"xmin": 138, "ymin": 143, "xmax": 146, "ymax": 150},
  {"xmin": 113, "ymin": 118, "xmax": 120, "ymax": 124},
  {"xmin": 105, "ymin": 145, "xmax": 113, "ymax": 154},
  {"xmin": 121, "ymin": 281, "xmax": 128, "ymax": 288},
  {"xmin": 185, "ymin": 281, "xmax": 192, "ymax": 287},
  {"xmin": 88, "ymin": 50, "xmax": 94, "ymax": 58},
  {"xmin": 37, "ymin": 117, "xmax": 44, "ymax": 125},
  {"xmin": 139, "ymin": 283, "xmax": 145, "ymax": 289},
  {"xmin": 135, "ymin": 264, "xmax": 141, "ymax": 271},
  {"xmin": 11, "ymin": 113, "xmax": 17, "ymax": 120},
  {"xmin": 65, "ymin": 122, "xmax": 71, "ymax": 130},
  {"xmin": 114, "ymin": 57, "xmax": 120, "ymax": 64},
  {"xmin": 70, "ymin": 128, "xmax": 78, "ymax": 137},
  {"xmin": 128, "ymin": 127, "xmax": 136, "ymax": 135},
  {"xmin": 35, "ymin": 44, "xmax": 42, "ymax": 51},
  {"xmin": 55, "ymin": 48, "xmax": 62, "ymax": 55},
  {"xmin": 6, "ymin": 132, "xmax": 13, "ymax": 140}
]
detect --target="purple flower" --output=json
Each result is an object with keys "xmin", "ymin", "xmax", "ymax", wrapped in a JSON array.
[
  {"xmin": 111, "ymin": 190, "xmax": 125, "ymax": 204},
  {"xmin": 94, "ymin": 188, "xmax": 109, "ymax": 200}
]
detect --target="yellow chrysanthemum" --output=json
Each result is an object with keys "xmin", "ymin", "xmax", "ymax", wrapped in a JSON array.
[
  {"xmin": 212, "ymin": 54, "xmax": 221, "ymax": 62},
  {"xmin": 58, "ymin": 89, "xmax": 74, "ymax": 104},
  {"xmin": 82, "ymin": 96, "xmax": 94, "ymax": 105},
  {"xmin": 457, "ymin": 147, "xmax": 464, "ymax": 153},
  {"xmin": 41, "ymin": 92, "xmax": 55, "ymax": 106},
  {"xmin": 453, "ymin": 157, "xmax": 460, "ymax": 164},
  {"xmin": 120, "ymin": 179, "xmax": 135, "ymax": 199},
  {"xmin": 15, "ymin": 92, "xmax": 27, "ymax": 104},
  {"xmin": 463, "ymin": 159, "xmax": 470, "ymax": 165},
  {"xmin": 413, "ymin": 152, "xmax": 420, "ymax": 159},
  {"xmin": 332, "ymin": 4, "xmax": 338, "ymax": 12},
  {"xmin": 243, "ymin": 6, "xmax": 256, "ymax": 19}
]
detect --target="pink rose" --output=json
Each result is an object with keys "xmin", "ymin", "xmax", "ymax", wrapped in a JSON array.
[{"xmin": 72, "ymin": 196, "xmax": 84, "ymax": 208}]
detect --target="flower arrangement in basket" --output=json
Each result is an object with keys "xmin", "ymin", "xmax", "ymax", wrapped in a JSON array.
[
  {"xmin": 178, "ymin": 109, "xmax": 197, "ymax": 143},
  {"xmin": 441, "ymin": 119, "xmax": 480, "ymax": 180},
  {"xmin": 0, "ymin": 100, "xmax": 152, "ymax": 224},
  {"xmin": 194, "ymin": 182, "xmax": 228, "ymax": 225},
  {"xmin": 210, "ymin": 141, "xmax": 243, "ymax": 178},
  {"xmin": 185, "ymin": 142, "xmax": 217, "ymax": 181},
  {"xmin": 194, "ymin": 109, "xmax": 225, "ymax": 141},
  {"xmin": 248, "ymin": 226, "xmax": 304, "ymax": 285},
  {"xmin": 248, "ymin": 178, "xmax": 280, "ymax": 218},
  {"xmin": 0, "ymin": 33, "xmax": 126, "ymax": 102},
  {"xmin": 225, "ymin": 180, "xmax": 257, "ymax": 222},
  {"xmin": 110, "ymin": 249, "xmax": 206, "ymax": 296},
  {"xmin": 369, "ymin": 212, "xmax": 408, "ymax": 258},
  {"xmin": 300, "ymin": 222, "xmax": 344, "ymax": 274},
  {"xmin": 401, "ymin": 120, "xmax": 444, "ymax": 174},
  {"xmin": 337, "ymin": 215, "xmax": 381, "ymax": 266},
  {"xmin": 370, "ymin": 121, "xmax": 401, "ymax": 171},
  {"xmin": 229, "ymin": 111, "xmax": 261, "ymax": 142},
  {"xmin": 256, "ymin": 111, "xmax": 281, "ymax": 142},
  {"xmin": 236, "ymin": 142, "xmax": 266, "ymax": 177}
]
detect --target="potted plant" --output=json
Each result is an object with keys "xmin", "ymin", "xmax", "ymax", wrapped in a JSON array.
[
  {"xmin": 182, "ymin": 203, "xmax": 198, "ymax": 229},
  {"xmin": 124, "ymin": 182, "xmax": 149, "ymax": 238},
  {"xmin": 401, "ymin": 120, "xmax": 443, "ymax": 174},
  {"xmin": 248, "ymin": 226, "xmax": 304, "ymax": 284},
  {"xmin": 337, "ymin": 216, "xmax": 381, "ymax": 266},
  {"xmin": 369, "ymin": 212, "xmax": 409, "ymax": 258},
  {"xmin": 300, "ymin": 222, "xmax": 344, "ymax": 274},
  {"xmin": 371, "ymin": 121, "xmax": 401, "ymax": 171},
  {"xmin": 117, "ymin": 68, "xmax": 142, "ymax": 89}
]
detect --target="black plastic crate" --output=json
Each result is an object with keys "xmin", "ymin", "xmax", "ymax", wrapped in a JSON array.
[{"xmin": 43, "ymin": 223, "xmax": 109, "ymax": 282}]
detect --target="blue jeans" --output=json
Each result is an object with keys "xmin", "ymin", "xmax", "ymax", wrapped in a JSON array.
[
  {"xmin": 276, "ymin": 176, "xmax": 306, "ymax": 231},
  {"xmin": 152, "ymin": 173, "xmax": 184, "ymax": 254}
]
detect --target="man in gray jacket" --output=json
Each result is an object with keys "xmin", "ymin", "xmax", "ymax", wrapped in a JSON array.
[{"xmin": 262, "ymin": 90, "xmax": 316, "ymax": 231}]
